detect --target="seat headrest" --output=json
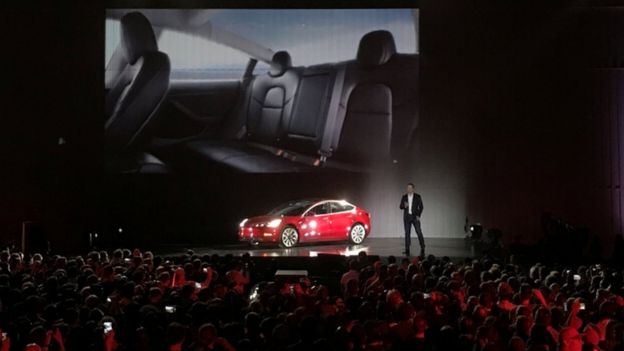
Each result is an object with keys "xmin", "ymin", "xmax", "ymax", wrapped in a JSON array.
[
  {"xmin": 120, "ymin": 12, "xmax": 158, "ymax": 65},
  {"xmin": 269, "ymin": 51, "xmax": 292, "ymax": 77},
  {"xmin": 356, "ymin": 30, "xmax": 397, "ymax": 68}
]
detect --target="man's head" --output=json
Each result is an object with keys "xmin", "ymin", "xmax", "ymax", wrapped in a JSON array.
[
  {"xmin": 407, "ymin": 183, "xmax": 415, "ymax": 194},
  {"xmin": 198, "ymin": 323, "xmax": 217, "ymax": 346}
]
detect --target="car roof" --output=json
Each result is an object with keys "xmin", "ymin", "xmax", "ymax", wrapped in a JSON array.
[
  {"xmin": 307, "ymin": 199, "xmax": 355, "ymax": 207},
  {"xmin": 277, "ymin": 198, "xmax": 355, "ymax": 209},
  {"xmin": 106, "ymin": 9, "xmax": 274, "ymax": 63}
]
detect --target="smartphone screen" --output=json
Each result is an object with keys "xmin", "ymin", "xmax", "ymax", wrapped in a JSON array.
[
  {"xmin": 573, "ymin": 274, "xmax": 581, "ymax": 281},
  {"xmin": 580, "ymin": 303, "xmax": 586, "ymax": 310},
  {"xmin": 165, "ymin": 306, "xmax": 176, "ymax": 313},
  {"xmin": 195, "ymin": 282, "xmax": 202, "ymax": 289},
  {"xmin": 103, "ymin": 322, "xmax": 113, "ymax": 334}
]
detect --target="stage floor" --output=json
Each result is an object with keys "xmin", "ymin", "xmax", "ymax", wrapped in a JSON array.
[{"xmin": 162, "ymin": 237, "xmax": 475, "ymax": 259}]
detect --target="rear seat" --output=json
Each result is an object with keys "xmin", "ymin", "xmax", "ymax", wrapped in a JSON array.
[
  {"xmin": 182, "ymin": 51, "xmax": 316, "ymax": 173},
  {"xmin": 180, "ymin": 30, "xmax": 418, "ymax": 173},
  {"xmin": 328, "ymin": 30, "xmax": 418, "ymax": 169},
  {"xmin": 280, "ymin": 64, "xmax": 336, "ymax": 158},
  {"xmin": 246, "ymin": 51, "xmax": 300, "ymax": 146}
]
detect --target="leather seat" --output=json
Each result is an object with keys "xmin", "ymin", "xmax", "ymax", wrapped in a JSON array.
[
  {"xmin": 176, "ymin": 30, "xmax": 417, "ymax": 174},
  {"xmin": 245, "ymin": 51, "xmax": 300, "ymax": 145},
  {"xmin": 105, "ymin": 12, "xmax": 171, "ymax": 153},
  {"xmin": 183, "ymin": 51, "xmax": 312, "ymax": 173},
  {"xmin": 331, "ymin": 30, "xmax": 417, "ymax": 167},
  {"xmin": 335, "ymin": 83, "xmax": 392, "ymax": 166}
]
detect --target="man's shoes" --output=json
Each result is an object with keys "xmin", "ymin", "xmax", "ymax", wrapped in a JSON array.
[{"xmin": 419, "ymin": 249, "xmax": 425, "ymax": 257}]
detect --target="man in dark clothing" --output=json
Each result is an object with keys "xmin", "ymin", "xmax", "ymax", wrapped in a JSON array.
[{"xmin": 399, "ymin": 183, "xmax": 425, "ymax": 257}]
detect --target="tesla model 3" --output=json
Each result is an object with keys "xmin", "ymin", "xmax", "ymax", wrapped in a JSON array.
[{"xmin": 239, "ymin": 199, "xmax": 371, "ymax": 247}]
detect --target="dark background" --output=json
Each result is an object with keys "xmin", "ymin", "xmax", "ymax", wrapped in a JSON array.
[{"xmin": 2, "ymin": 0, "xmax": 624, "ymax": 254}]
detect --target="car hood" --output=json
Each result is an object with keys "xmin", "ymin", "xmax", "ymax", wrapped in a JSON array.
[{"xmin": 244, "ymin": 215, "xmax": 282, "ymax": 226}]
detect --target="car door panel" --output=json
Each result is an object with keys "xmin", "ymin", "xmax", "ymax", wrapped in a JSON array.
[
  {"xmin": 329, "ymin": 212, "xmax": 352, "ymax": 240},
  {"xmin": 304, "ymin": 215, "xmax": 332, "ymax": 242},
  {"xmin": 329, "ymin": 202, "xmax": 356, "ymax": 241},
  {"xmin": 301, "ymin": 203, "xmax": 332, "ymax": 242},
  {"xmin": 150, "ymin": 80, "xmax": 241, "ymax": 139}
]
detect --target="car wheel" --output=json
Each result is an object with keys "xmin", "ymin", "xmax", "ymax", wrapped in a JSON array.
[
  {"xmin": 280, "ymin": 226, "xmax": 299, "ymax": 248},
  {"xmin": 248, "ymin": 240, "xmax": 259, "ymax": 247},
  {"xmin": 349, "ymin": 223, "xmax": 366, "ymax": 244}
]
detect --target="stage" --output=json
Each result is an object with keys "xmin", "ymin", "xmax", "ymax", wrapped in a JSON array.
[{"xmin": 159, "ymin": 237, "xmax": 476, "ymax": 259}]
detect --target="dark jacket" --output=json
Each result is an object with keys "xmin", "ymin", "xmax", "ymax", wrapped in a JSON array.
[{"xmin": 400, "ymin": 193, "xmax": 423, "ymax": 218}]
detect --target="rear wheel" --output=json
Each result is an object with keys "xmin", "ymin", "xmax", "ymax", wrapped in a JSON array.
[
  {"xmin": 280, "ymin": 226, "xmax": 299, "ymax": 248},
  {"xmin": 349, "ymin": 223, "xmax": 366, "ymax": 244}
]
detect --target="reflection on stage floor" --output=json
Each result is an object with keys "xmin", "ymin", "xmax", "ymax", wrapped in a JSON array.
[{"xmin": 161, "ymin": 237, "xmax": 475, "ymax": 259}]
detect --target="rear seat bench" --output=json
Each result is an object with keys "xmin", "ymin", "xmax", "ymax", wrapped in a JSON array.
[
  {"xmin": 182, "ymin": 50, "xmax": 316, "ymax": 173},
  {"xmin": 177, "ymin": 30, "xmax": 417, "ymax": 174}
]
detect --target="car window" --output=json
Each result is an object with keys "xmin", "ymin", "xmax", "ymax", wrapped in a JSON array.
[
  {"xmin": 158, "ymin": 29, "xmax": 250, "ymax": 80},
  {"xmin": 107, "ymin": 9, "xmax": 417, "ymax": 76},
  {"xmin": 210, "ymin": 9, "xmax": 418, "ymax": 66},
  {"xmin": 105, "ymin": 19, "xmax": 251, "ymax": 80},
  {"xmin": 307, "ymin": 203, "xmax": 330, "ymax": 216},
  {"xmin": 253, "ymin": 61, "xmax": 270, "ymax": 76},
  {"xmin": 330, "ymin": 202, "xmax": 354, "ymax": 213},
  {"xmin": 269, "ymin": 200, "xmax": 315, "ymax": 216},
  {"xmin": 105, "ymin": 19, "xmax": 121, "ymax": 65}
]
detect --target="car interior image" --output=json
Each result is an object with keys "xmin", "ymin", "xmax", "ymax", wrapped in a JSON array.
[{"xmin": 104, "ymin": 9, "xmax": 419, "ymax": 175}]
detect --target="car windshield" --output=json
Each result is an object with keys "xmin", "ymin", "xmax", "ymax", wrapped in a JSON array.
[{"xmin": 268, "ymin": 200, "xmax": 316, "ymax": 216}]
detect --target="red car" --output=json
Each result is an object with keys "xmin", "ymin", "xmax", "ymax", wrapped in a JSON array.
[{"xmin": 239, "ymin": 199, "xmax": 371, "ymax": 247}]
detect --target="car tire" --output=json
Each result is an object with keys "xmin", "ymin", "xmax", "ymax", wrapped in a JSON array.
[
  {"xmin": 349, "ymin": 223, "xmax": 366, "ymax": 245},
  {"xmin": 279, "ymin": 226, "xmax": 299, "ymax": 248}
]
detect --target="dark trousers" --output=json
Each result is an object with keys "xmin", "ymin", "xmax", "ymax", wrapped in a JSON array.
[{"xmin": 404, "ymin": 215, "xmax": 425, "ymax": 253}]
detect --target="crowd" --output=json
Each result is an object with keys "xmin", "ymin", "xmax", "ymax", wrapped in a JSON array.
[{"xmin": 0, "ymin": 246, "xmax": 623, "ymax": 351}]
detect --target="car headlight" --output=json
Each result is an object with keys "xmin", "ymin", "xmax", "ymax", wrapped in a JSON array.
[
  {"xmin": 267, "ymin": 219, "xmax": 282, "ymax": 228},
  {"xmin": 239, "ymin": 218, "xmax": 248, "ymax": 227}
]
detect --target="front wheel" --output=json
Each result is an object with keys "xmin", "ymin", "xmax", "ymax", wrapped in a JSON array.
[
  {"xmin": 279, "ymin": 226, "xmax": 299, "ymax": 248},
  {"xmin": 349, "ymin": 223, "xmax": 367, "ymax": 244}
]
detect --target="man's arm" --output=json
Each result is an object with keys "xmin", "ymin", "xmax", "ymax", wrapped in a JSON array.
[
  {"xmin": 416, "ymin": 195, "xmax": 424, "ymax": 216},
  {"xmin": 399, "ymin": 195, "xmax": 406, "ymax": 210}
]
